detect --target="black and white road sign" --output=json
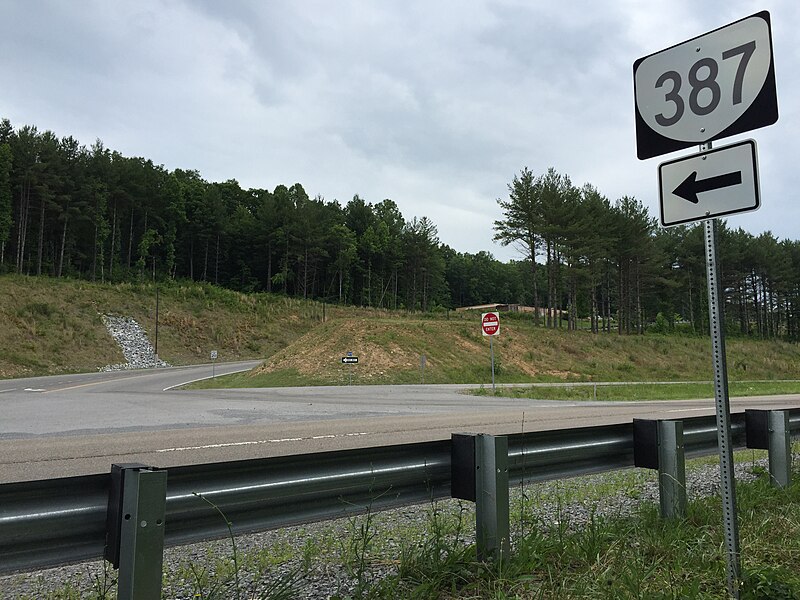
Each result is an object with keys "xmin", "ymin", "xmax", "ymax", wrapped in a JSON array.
[
  {"xmin": 658, "ymin": 139, "xmax": 759, "ymax": 227},
  {"xmin": 342, "ymin": 356, "xmax": 358, "ymax": 364},
  {"xmin": 634, "ymin": 11, "xmax": 777, "ymax": 160}
]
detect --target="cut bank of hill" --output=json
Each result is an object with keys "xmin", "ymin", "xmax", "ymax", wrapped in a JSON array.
[
  {"xmin": 0, "ymin": 275, "xmax": 322, "ymax": 378},
  {"xmin": 219, "ymin": 313, "xmax": 800, "ymax": 387},
  {"xmin": 1, "ymin": 275, "xmax": 799, "ymax": 384}
]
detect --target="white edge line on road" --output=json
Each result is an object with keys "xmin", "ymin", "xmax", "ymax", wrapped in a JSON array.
[
  {"xmin": 162, "ymin": 368, "xmax": 255, "ymax": 391},
  {"xmin": 157, "ymin": 432, "xmax": 370, "ymax": 452},
  {"xmin": 666, "ymin": 407, "xmax": 714, "ymax": 413},
  {"xmin": 0, "ymin": 388, "xmax": 17, "ymax": 393}
]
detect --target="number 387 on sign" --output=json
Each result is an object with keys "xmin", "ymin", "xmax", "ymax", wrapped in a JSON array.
[{"xmin": 634, "ymin": 11, "xmax": 777, "ymax": 160}]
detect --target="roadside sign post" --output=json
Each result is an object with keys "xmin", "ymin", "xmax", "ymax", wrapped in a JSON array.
[
  {"xmin": 210, "ymin": 350, "xmax": 218, "ymax": 378},
  {"xmin": 634, "ymin": 12, "xmax": 778, "ymax": 598},
  {"xmin": 481, "ymin": 312, "xmax": 500, "ymax": 392},
  {"xmin": 703, "ymin": 206, "xmax": 741, "ymax": 597},
  {"xmin": 342, "ymin": 352, "xmax": 358, "ymax": 385},
  {"xmin": 420, "ymin": 353, "xmax": 426, "ymax": 384}
]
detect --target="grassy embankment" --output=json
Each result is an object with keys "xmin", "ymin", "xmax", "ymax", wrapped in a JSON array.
[
  {"xmin": 2, "ymin": 274, "xmax": 800, "ymax": 395},
  {"xmin": 0, "ymin": 274, "xmax": 326, "ymax": 378},
  {"xmin": 196, "ymin": 310, "xmax": 800, "ymax": 391}
]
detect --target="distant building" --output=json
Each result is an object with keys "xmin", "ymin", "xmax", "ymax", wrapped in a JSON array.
[{"xmin": 455, "ymin": 303, "xmax": 562, "ymax": 317}]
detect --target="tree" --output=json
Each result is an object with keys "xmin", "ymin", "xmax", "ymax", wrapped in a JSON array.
[
  {"xmin": 0, "ymin": 143, "xmax": 12, "ymax": 266},
  {"xmin": 374, "ymin": 199, "xmax": 405, "ymax": 309},
  {"xmin": 613, "ymin": 196, "xmax": 656, "ymax": 334},
  {"xmin": 329, "ymin": 223, "xmax": 356, "ymax": 303},
  {"xmin": 538, "ymin": 168, "xmax": 578, "ymax": 328},
  {"xmin": 494, "ymin": 167, "xmax": 542, "ymax": 321},
  {"xmin": 402, "ymin": 216, "xmax": 444, "ymax": 311}
]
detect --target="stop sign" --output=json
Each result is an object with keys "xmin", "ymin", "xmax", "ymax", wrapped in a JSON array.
[{"xmin": 481, "ymin": 312, "xmax": 499, "ymax": 336}]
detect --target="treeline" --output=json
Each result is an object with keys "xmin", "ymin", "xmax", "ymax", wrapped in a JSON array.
[
  {"xmin": 494, "ymin": 167, "xmax": 800, "ymax": 341},
  {"xmin": 0, "ymin": 119, "xmax": 798, "ymax": 340}
]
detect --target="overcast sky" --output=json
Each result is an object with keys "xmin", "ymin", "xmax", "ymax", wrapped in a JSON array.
[{"xmin": 1, "ymin": 0, "xmax": 797, "ymax": 261}]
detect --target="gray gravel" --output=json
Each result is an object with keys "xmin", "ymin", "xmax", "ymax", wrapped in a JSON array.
[
  {"xmin": 100, "ymin": 315, "xmax": 170, "ymax": 371},
  {"xmin": 1, "ymin": 454, "xmax": 794, "ymax": 599}
]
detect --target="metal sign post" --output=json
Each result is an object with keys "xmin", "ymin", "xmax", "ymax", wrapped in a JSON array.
[
  {"xmin": 490, "ymin": 336, "xmax": 495, "ymax": 392},
  {"xmin": 481, "ymin": 312, "xmax": 499, "ymax": 392},
  {"xmin": 703, "ymin": 198, "xmax": 741, "ymax": 598},
  {"xmin": 210, "ymin": 350, "xmax": 218, "ymax": 378},
  {"xmin": 342, "ymin": 352, "xmax": 357, "ymax": 385}
]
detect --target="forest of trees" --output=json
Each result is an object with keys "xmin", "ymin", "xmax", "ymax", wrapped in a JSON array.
[{"xmin": 0, "ymin": 118, "xmax": 798, "ymax": 341}]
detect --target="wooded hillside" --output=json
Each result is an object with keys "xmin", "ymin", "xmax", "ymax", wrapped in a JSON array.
[{"xmin": 0, "ymin": 118, "xmax": 797, "ymax": 340}]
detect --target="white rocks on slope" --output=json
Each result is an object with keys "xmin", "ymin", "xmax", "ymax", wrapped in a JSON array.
[{"xmin": 100, "ymin": 315, "xmax": 170, "ymax": 371}]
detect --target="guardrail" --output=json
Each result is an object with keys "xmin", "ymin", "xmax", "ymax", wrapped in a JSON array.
[{"xmin": 1, "ymin": 408, "xmax": 798, "ymax": 580}]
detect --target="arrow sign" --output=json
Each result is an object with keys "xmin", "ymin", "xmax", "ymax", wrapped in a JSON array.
[
  {"xmin": 658, "ymin": 139, "xmax": 759, "ymax": 227},
  {"xmin": 673, "ymin": 170, "xmax": 743, "ymax": 204}
]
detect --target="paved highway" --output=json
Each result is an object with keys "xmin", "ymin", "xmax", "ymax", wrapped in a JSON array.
[{"xmin": 1, "ymin": 363, "xmax": 797, "ymax": 482}]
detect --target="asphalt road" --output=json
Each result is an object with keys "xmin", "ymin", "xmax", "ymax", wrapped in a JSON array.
[{"xmin": 1, "ymin": 363, "xmax": 798, "ymax": 482}]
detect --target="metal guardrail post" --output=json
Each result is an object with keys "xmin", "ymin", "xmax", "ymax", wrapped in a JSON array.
[
  {"xmin": 658, "ymin": 420, "xmax": 687, "ymax": 519},
  {"xmin": 451, "ymin": 433, "xmax": 509, "ymax": 563},
  {"xmin": 746, "ymin": 409, "xmax": 792, "ymax": 488},
  {"xmin": 633, "ymin": 419, "xmax": 686, "ymax": 519},
  {"xmin": 768, "ymin": 411, "xmax": 791, "ymax": 488},
  {"xmin": 106, "ymin": 465, "xmax": 168, "ymax": 600},
  {"xmin": 476, "ymin": 434, "xmax": 509, "ymax": 563}
]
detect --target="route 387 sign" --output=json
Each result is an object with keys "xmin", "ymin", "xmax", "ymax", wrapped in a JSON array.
[{"xmin": 634, "ymin": 11, "xmax": 777, "ymax": 160}]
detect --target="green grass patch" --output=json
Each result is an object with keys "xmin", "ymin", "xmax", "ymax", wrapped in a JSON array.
[{"xmin": 473, "ymin": 380, "xmax": 800, "ymax": 401}]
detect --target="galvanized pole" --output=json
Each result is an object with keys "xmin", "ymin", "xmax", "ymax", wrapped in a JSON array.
[
  {"xmin": 490, "ymin": 335, "xmax": 495, "ymax": 392},
  {"xmin": 701, "ymin": 149, "xmax": 741, "ymax": 598},
  {"xmin": 657, "ymin": 420, "xmax": 687, "ymax": 519},
  {"xmin": 767, "ymin": 410, "xmax": 792, "ymax": 488},
  {"xmin": 475, "ymin": 434, "xmax": 509, "ymax": 563},
  {"xmin": 154, "ymin": 286, "xmax": 159, "ymax": 359},
  {"xmin": 117, "ymin": 468, "xmax": 168, "ymax": 600}
]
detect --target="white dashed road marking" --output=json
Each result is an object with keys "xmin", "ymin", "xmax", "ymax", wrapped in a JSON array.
[{"xmin": 157, "ymin": 432, "xmax": 370, "ymax": 453}]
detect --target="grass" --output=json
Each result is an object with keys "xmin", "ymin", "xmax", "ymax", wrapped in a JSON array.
[
  {"xmin": 2, "ymin": 274, "xmax": 800, "ymax": 387},
  {"xmin": 472, "ymin": 381, "xmax": 800, "ymax": 401},
  {"xmin": 0, "ymin": 274, "xmax": 328, "ymax": 378},
  {"xmin": 192, "ymin": 313, "xmax": 800, "ymax": 388}
]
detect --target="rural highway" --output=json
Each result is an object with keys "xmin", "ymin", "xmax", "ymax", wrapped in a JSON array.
[{"xmin": 1, "ymin": 363, "xmax": 798, "ymax": 482}]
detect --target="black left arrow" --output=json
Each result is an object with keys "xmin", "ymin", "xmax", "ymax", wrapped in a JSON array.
[{"xmin": 673, "ymin": 170, "xmax": 742, "ymax": 204}]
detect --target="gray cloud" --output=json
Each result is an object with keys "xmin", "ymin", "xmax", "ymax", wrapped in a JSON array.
[{"xmin": 1, "ymin": 0, "xmax": 796, "ymax": 259}]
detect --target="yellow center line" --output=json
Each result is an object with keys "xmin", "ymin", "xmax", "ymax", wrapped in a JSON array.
[{"xmin": 43, "ymin": 373, "xmax": 154, "ymax": 394}]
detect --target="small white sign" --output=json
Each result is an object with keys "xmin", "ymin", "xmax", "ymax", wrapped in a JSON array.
[
  {"xmin": 658, "ymin": 139, "xmax": 759, "ymax": 227},
  {"xmin": 210, "ymin": 350, "xmax": 218, "ymax": 360}
]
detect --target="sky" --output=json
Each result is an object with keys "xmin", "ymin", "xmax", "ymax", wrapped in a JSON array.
[{"xmin": 1, "ymin": 0, "xmax": 797, "ymax": 262}]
